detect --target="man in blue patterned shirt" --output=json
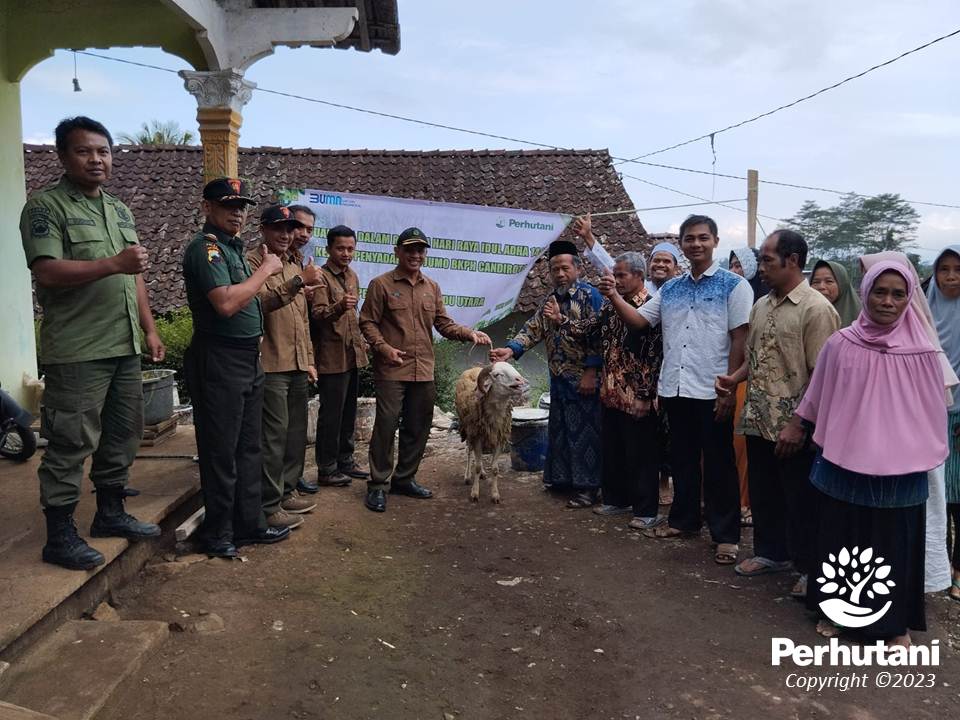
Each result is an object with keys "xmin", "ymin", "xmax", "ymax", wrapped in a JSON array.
[
  {"xmin": 491, "ymin": 240, "xmax": 604, "ymax": 507},
  {"xmin": 603, "ymin": 215, "xmax": 752, "ymax": 565}
]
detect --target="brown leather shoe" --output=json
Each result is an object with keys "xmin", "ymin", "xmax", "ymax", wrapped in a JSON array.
[
  {"xmin": 280, "ymin": 491, "xmax": 317, "ymax": 514},
  {"xmin": 266, "ymin": 509, "xmax": 304, "ymax": 530},
  {"xmin": 317, "ymin": 472, "xmax": 351, "ymax": 487},
  {"xmin": 339, "ymin": 462, "xmax": 370, "ymax": 479}
]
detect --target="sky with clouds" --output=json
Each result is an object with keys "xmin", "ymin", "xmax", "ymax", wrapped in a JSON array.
[{"xmin": 18, "ymin": 0, "xmax": 960, "ymax": 260}]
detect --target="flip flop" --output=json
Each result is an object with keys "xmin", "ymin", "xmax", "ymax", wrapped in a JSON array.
[
  {"xmin": 642, "ymin": 525, "xmax": 695, "ymax": 540},
  {"xmin": 816, "ymin": 619, "xmax": 843, "ymax": 638},
  {"xmin": 734, "ymin": 556, "xmax": 792, "ymax": 576},
  {"xmin": 566, "ymin": 492, "xmax": 598, "ymax": 509},
  {"xmin": 950, "ymin": 579, "xmax": 960, "ymax": 604},
  {"xmin": 715, "ymin": 543, "xmax": 739, "ymax": 565}
]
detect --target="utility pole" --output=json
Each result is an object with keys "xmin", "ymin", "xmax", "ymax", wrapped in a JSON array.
[{"xmin": 747, "ymin": 169, "xmax": 759, "ymax": 248}]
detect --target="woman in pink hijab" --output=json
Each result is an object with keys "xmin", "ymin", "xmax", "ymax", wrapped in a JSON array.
[
  {"xmin": 861, "ymin": 252, "xmax": 957, "ymax": 597},
  {"xmin": 797, "ymin": 261, "xmax": 948, "ymax": 646}
]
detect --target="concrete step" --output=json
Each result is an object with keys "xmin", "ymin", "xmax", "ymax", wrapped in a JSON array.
[
  {"xmin": 0, "ymin": 431, "xmax": 199, "ymax": 658},
  {"xmin": 0, "ymin": 701, "xmax": 58, "ymax": 720},
  {"xmin": 0, "ymin": 620, "xmax": 168, "ymax": 720}
]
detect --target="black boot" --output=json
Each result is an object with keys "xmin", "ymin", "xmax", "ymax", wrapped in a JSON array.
[
  {"xmin": 42, "ymin": 505, "xmax": 105, "ymax": 570},
  {"xmin": 90, "ymin": 487, "xmax": 161, "ymax": 540}
]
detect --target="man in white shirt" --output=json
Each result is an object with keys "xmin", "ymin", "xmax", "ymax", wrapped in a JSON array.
[
  {"xmin": 572, "ymin": 215, "xmax": 680, "ymax": 294},
  {"xmin": 601, "ymin": 215, "xmax": 752, "ymax": 565}
]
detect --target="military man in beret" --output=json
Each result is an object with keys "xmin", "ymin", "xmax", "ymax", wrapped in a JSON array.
[
  {"xmin": 182, "ymin": 178, "xmax": 290, "ymax": 558},
  {"xmin": 246, "ymin": 205, "xmax": 322, "ymax": 531},
  {"xmin": 359, "ymin": 227, "xmax": 491, "ymax": 513},
  {"xmin": 20, "ymin": 116, "xmax": 164, "ymax": 571}
]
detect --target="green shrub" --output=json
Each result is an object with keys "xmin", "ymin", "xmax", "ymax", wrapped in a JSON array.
[
  {"xmin": 141, "ymin": 308, "xmax": 193, "ymax": 400},
  {"xmin": 357, "ymin": 339, "xmax": 459, "ymax": 413}
]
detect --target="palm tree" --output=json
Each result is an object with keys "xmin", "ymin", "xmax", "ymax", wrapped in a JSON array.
[{"xmin": 117, "ymin": 120, "xmax": 195, "ymax": 145}]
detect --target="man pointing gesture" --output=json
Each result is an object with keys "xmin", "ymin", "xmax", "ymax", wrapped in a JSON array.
[{"xmin": 360, "ymin": 227, "xmax": 490, "ymax": 513}]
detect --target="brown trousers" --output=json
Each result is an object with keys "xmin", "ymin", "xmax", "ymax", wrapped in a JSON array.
[{"xmin": 368, "ymin": 380, "xmax": 435, "ymax": 489}]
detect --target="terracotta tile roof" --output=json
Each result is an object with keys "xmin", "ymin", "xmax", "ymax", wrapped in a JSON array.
[{"xmin": 23, "ymin": 144, "xmax": 649, "ymax": 314}]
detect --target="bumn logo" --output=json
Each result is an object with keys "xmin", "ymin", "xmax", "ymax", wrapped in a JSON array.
[{"xmin": 816, "ymin": 546, "xmax": 895, "ymax": 628}]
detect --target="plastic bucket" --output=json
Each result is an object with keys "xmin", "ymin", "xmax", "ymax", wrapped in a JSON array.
[
  {"xmin": 510, "ymin": 407, "xmax": 549, "ymax": 472},
  {"xmin": 142, "ymin": 369, "xmax": 176, "ymax": 426}
]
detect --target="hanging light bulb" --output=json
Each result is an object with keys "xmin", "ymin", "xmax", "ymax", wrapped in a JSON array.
[{"xmin": 72, "ymin": 51, "xmax": 82, "ymax": 92}]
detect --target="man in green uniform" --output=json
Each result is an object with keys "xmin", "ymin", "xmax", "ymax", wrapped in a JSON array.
[
  {"xmin": 182, "ymin": 178, "xmax": 290, "ymax": 558},
  {"xmin": 19, "ymin": 116, "xmax": 165, "ymax": 571}
]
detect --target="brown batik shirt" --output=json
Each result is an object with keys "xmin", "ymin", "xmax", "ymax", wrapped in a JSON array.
[{"xmin": 566, "ymin": 289, "xmax": 663, "ymax": 417}]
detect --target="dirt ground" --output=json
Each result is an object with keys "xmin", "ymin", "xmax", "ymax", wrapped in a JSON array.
[{"xmin": 100, "ymin": 435, "xmax": 960, "ymax": 720}]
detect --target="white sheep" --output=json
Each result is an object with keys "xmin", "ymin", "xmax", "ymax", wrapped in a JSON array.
[{"xmin": 454, "ymin": 362, "xmax": 528, "ymax": 503}]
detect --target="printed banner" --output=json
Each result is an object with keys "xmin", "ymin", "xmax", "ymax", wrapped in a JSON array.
[{"xmin": 277, "ymin": 188, "xmax": 570, "ymax": 328}]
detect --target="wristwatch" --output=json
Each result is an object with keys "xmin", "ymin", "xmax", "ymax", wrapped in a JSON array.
[{"xmin": 290, "ymin": 275, "xmax": 304, "ymax": 293}]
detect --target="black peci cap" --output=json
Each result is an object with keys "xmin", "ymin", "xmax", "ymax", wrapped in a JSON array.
[{"xmin": 548, "ymin": 239, "xmax": 578, "ymax": 258}]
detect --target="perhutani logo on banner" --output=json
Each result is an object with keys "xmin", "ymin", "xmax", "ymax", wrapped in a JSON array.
[
  {"xmin": 770, "ymin": 546, "xmax": 940, "ymax": 692},
  {"xmin": 496, "ymin": 217, "xmax": 556, "ymax": 231}
]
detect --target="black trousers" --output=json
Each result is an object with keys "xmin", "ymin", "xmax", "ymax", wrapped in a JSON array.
[
  {"xmin": 746, "ymin": 436, "xmax": 818, "ymax": 573},
  {"xmin": 662, "ymin": 396, "xmax": 741, "ymax": 544},
  {"xmin": 184, "ymin": 337, "xmax": 266, "ymax": 545},
  {"xmin": 600, "ymin": 406, "xmax": 660, "ymax": 517},
  {"xmin": 315, "ymin": 368, "xmax": 359, "ymax": 475},
  {"xmin": 949, "ymin": 503, "xmax": 960, "ymax": 568}
]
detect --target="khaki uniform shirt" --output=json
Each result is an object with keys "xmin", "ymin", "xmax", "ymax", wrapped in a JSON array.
[
  {"xmin": 246, "ymin": 249, "xmax": 314, "ymax": 373},
  {"xmin": 738, "ymin": 281, "xmax": 840, "ymax": 442},
  {"xmin": 310, "ymin": 263, "xmax": 368, "ymax": 375},
  {"xmin": 359, "ymin": 270, "xmax": 473, "ymax": 382},
  {"xmin": 20, "ymin": 175, "xmax": 141, "ymax": 364}
]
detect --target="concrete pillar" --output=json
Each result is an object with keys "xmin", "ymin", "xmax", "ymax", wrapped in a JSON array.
[
  {"xmin": 0, "ymin": 10, "xmax": 38, "ymax": 407},
  {"xmin": 180, "ymin": 69, "xmax": 256, "ymax": 182}
]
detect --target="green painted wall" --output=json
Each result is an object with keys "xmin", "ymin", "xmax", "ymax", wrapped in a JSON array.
[
  {"xmin": 0, "ymin": 3, "xmax": 37, "ymax": 406},
  {"xmin": 4, "ymin": 0, "xmax": 208, "ymax": 81}
]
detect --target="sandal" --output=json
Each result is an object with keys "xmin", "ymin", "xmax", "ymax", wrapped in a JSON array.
[
  {"xmin": 715, "ymin": 543, "xmax": 739, "ymax": 565},
  {"xmin": 566, "ymin": 491, "xmax": 598, "ymax": 509},
  {"xmin": 734, "ymin": 556, "xmax": 791, "ymax": 576},
  {"xmin": 641, "ymin": 525, "xmax": 694, "ymax": 540},
  {"xmin": 816, "ymin": 619, "xmax": 843, "ymax": 638},
  {"xmin": 791, "ymin": 574, "xmax": 808, "ymax": 599},
  {"xmin": 950, "ymin": 579, "xmax": 960, "ymax": 603}
]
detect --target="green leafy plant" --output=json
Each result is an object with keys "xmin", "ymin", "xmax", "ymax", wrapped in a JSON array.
[
  {"xmin": 357, "ymin": 339, "xmax": 459, "ymax": 413},
  {"xmin": 141, "ymin": 308, "xmax": 193, "ymax": 400}
]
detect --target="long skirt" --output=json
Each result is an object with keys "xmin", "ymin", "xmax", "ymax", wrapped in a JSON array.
[
  {"xmin": 806, "ymin": 490, "xmax": 926, "ymax": 639},
  {"xmin": 543, "ymin": 374, "xmax": 601, "ymax": 491},
  {"xmin": 925, "ymin": 464, "xmax": 951, "ymax": 592},
  {"xmin": 945, "ymin": 408, "xmax": 960, "ymax": 504}
]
